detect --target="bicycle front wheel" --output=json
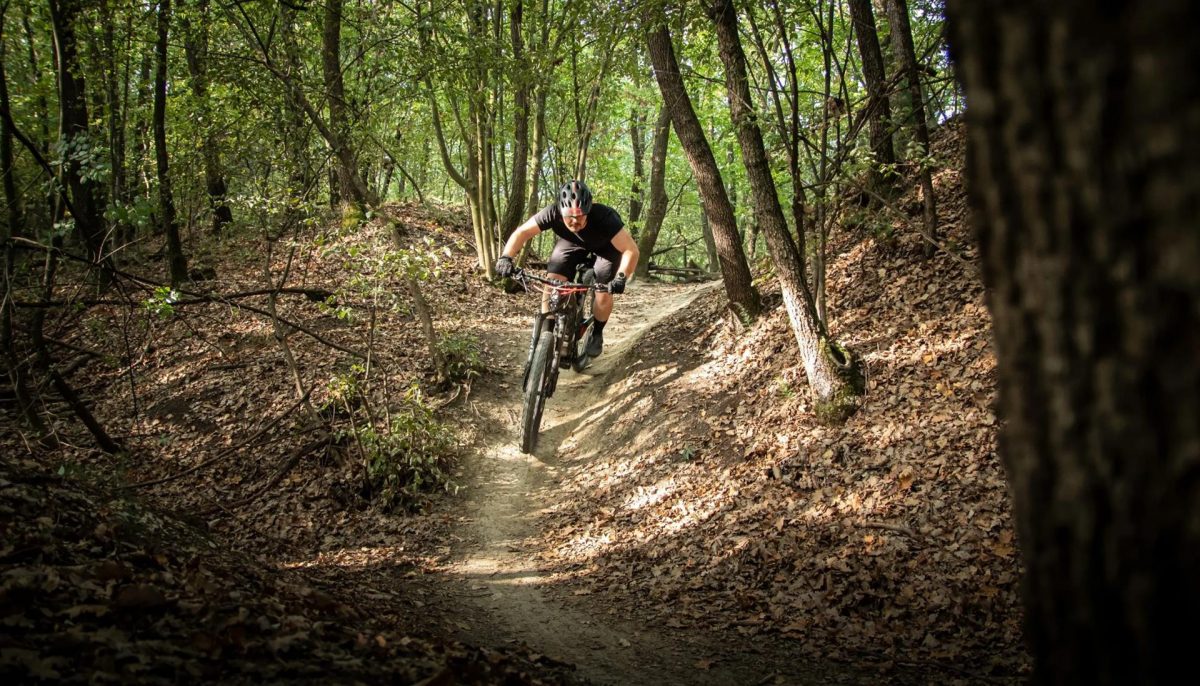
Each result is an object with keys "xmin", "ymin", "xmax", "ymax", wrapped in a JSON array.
[{"xmin": 520, "ymin": 331, "xmax": 555, "ymax": 453}]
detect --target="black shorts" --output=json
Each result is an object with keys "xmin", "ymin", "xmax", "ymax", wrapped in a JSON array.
[{"xmin": 546, "ymin": 238, "xmax": 622, "ymax": 283}]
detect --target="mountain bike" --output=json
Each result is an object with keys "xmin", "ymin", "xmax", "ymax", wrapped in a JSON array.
[{"xmin": 513, "ymin": 264, "xmax": 608, "ymax": 453}]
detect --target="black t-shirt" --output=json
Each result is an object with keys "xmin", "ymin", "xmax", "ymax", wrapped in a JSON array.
[{"xmin": 533, "ymin": 203, "xmax": 624, "ymax": 253}]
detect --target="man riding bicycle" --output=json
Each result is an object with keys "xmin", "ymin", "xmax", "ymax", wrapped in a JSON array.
[{"xmin": 495, "ymin": 179, "xmax": 640, "ymax": 357}]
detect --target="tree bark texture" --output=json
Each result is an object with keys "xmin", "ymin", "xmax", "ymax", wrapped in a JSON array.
[
  {"xmin": 154, "ymin": 0, "xmax": 188, "ymax": 286},
  {"xmin": 700, "ymin": 206, "xmax": 718, "ymax": 273},
  {"xmin": 635, "ymin": 105, "xmax": 670, "ymax": 279},
  {"xmin": 847, "ymin": 0, "xmax": 897, "ymax": 195},
  {"xmin": 884, "ymin": 0, "xmax": 937, "ymax": 256},
  {"xmin": 707, "ymin": 0, "xmax": 859, "ymax": 415},
  {"xmin": 947, "ymin": 2, "xmax": 1200, "ymax": 682},
  {"xmin": 323, "ymin": 0, "xmax": 369, "ymax": 207},
  {"xmin": 645, "ymin": 20, "xmax": 759, "ymax": 317},
  {"xmin": 48, "ymin": 0, "xmax": 108, "ymax": 263}
]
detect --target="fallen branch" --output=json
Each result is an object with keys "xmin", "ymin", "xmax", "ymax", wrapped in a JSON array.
[{"xmin": 8, "ymin": 238, "xmax": 365, "ymax": 359}]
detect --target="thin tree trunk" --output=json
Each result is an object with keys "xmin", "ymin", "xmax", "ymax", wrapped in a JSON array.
[
  {"xmin": 183, "ymin": 0, "xmax": 232, "ymax": 233},
  {"xmin": 949, "ymin": 2, "xmax": 1200, "ymax": 682},
  {"xmin": 525, "ymin": 83, "xmax": 548, "ymax": 216},
  {"xmin": 501, "ymin": 0, "xmax": 529, "ymax": 238},
  {"xmin": 572, "ymin": 24, "xmax": 620, "ymax": 180},
  {"xmin": 628, "ymin": 107, "xmax": 646, "ymax": 231},
  {"xmin": 322, "ymin": 0, "xmax": 365, "ymax": 207},
  {"xmin": 708, "ymin": 0, "xmax": 860, "ymax": 418},
  {"xmin": 747, "ymin": 1, "xmax": 808, "ymax": 283},
  {"xmin": 645, "ymin": 18, "xmax": 760, "ymax": 318},
  {"xmin": 154, "ymin": 0, "xmax": 188, "ymax": 286},
  {"xmin": 635, "ymin": 105, "xmax": 670, "ymax": 279},
  {"xmin": 848, "ymin": 0, "xmax": 897, "ymax": 197},
  {"xmin": 100, "ymin": 0, "xmax": 125, "ymax": 212},
  {"xmin": 884, "ymin": 0, "xmax": 938, "ymax": 257},
  {"xmin": 134, "ymin": 44, "xmax": 153, "ymax": 202}
]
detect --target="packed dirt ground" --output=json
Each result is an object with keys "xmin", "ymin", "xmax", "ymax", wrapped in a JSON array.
[{"xmin": 2, "ymin": 120, "xmax": 1027, "ymax": 683}]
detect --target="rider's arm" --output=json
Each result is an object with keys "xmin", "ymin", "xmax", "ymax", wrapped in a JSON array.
[
  {"xmin": 611, "ymin": 228, "xmax": 640, "ymax": 278},
  {"xmin": 501, "ymin": 217, "xmax": 542, "ymax": 258}
]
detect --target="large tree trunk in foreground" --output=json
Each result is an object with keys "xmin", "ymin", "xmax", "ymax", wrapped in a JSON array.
[
  {"xmin": 948, "ymin": 2, "xmax": 1200, "ymax": 683},
  {"xmin": 708, "ymin": 0, "xmax": 860, "ymax": 420},
  {"xmin": 646, "ymin": 19, "xmax": 759, "ymax": 318}
]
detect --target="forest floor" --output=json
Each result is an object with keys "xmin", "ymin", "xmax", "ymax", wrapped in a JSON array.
[{"xmin": 2, "ymin": 120, "xmax": 1027, "ymax": 684}]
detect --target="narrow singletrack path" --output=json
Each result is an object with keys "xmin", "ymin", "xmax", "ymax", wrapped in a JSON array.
[{"xmin": 438, "ymin": 281, "xmax": 882, "ymax": 686}]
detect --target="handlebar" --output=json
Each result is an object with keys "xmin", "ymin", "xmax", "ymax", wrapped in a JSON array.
[{"xmin": 512, "ymin": 268, "xmax": 611, "ymax": 293}]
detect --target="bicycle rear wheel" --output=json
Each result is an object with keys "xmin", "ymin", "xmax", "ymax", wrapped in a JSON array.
[{"xmin": 520, "ymin": 331, "xmax": 555, "ymax": 453}]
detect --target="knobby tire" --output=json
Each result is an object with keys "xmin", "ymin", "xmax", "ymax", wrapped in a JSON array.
[{"xmin": 521, "ymin": 331, "xmax": 555, "ymax": 453}]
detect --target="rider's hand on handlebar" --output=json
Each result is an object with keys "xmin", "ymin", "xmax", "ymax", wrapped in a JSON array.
[
  {"xmin": 608, "ymin": 273, "xmax": 627, "ymax": 295},
  {"xmin": 495, "ymin": 255, "xmax": 515, "ymax": 278}
]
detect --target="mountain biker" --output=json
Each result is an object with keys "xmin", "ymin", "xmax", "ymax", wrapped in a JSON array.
[{"xmin": 495, "ymin": 179, "xmax": 639, "ymax": 357}]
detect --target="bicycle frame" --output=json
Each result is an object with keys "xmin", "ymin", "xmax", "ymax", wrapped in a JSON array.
[
  {"xmin": 516, "ymin": 270, "xmax": 603, "ymax": 386},
  {"xmin": 513, "ymin": 267, "xmax": 608, "ymax": 453}
]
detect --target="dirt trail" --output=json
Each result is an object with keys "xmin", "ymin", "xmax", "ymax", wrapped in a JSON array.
[{"xmin": 439, "ymin": 281, "xmax": 879, "ymax": 686}]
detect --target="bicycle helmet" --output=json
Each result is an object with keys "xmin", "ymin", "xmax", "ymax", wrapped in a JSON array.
[{"xmin": 558, "ymin": 179, "xmax": 593, "ymax": 216}]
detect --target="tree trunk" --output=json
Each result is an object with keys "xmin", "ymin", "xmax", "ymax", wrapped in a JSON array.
[
  {"xmin": 323, "ymin": 0, "xmax": 367, "ymax": 208},
  {"xmin": 708, "ymin": 0, "xmax": 860, "ymax": 419},
  {"xmin": 948, "ymin": 2, "xmax": 1200, "ymax": 682},
  {"xmin": 700, "ymin": 206, "xmax": 718, "ymax": 273},
  {"xmin": 572, "ymin": 26, "xmax": 619, "ymax": 181},
  {"xmin": 154, "ymin": 0, "xmax": 187, "ymax": 286},
  {"xmin": 183, "ymin": 0, "xmax": 232, "ymax": 233},
  {"xmin": 99, "ymin": 0, "xmax": 126, "ymax": 212},
  {"xmin": 48, "ymin": 0, "xmax": 108, "ymax": 265},
  {"xmin": 847, "ymin": 0, "xmax": 897, "ymax": 197},
  {"xmin": 645, "ymin": 19, "xmax": 760, "ymax": 318},
  {"xmin": 629, "ymin": 107, "xmax": 646, "ymax": 229},
  {"xmin": 525, "ymin": 83, "xmax": 548, "ymax": 217},
  {"xmin": 501, "ymin": 0, "xmax": 529, "ymax": 239},
  {"xmin": 635, "ymin": 105, "xmax": 670, "ymax": 279},
  {"xmin": 884, "ymin": 0, "xmax": 937, "ymax": 257}
]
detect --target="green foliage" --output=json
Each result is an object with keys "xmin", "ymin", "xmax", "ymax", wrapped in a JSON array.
[
  {"xmin": 53, "ymin": 133, "xmax": 110, "ymax": 185},
  {"xmin": 437, "ymin": 332, "xmax": 483, "ymax": 384},
  {"xmin": 326, "ymin": 370, "xmax": 458, "ymax": 511},
  {"xmin": 142, "ymin": 287, "xmax": 179, "ymax": 319}
]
